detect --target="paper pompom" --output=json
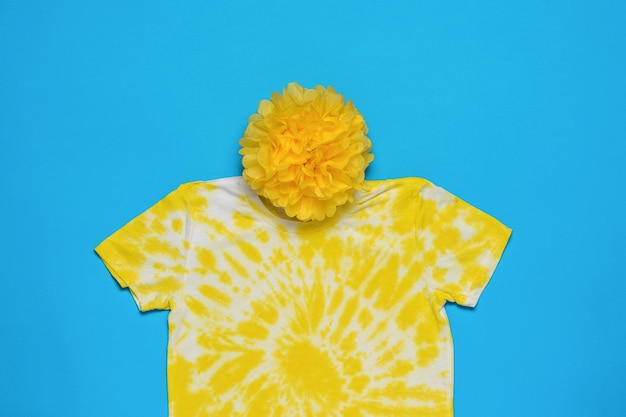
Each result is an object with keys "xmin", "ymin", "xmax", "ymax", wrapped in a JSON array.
[{"xmin": 239, "ymin": 82, "xmax": 374, "ymax": 221}]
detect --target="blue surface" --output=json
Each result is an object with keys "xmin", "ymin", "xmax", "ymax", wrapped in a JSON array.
[{"xmin": 1, "ymin": 1, "xmax": 625, "ymax": 416}]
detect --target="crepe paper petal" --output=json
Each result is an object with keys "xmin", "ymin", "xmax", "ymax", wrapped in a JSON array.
[{"xmin": 239, "ymin": 82, "xmax": 374, "ymax": 222}]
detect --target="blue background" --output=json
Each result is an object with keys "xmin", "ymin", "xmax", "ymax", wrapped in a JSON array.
[{"xmin": 1, "ymin": 1, "xmax": 625, "ymax": 416}]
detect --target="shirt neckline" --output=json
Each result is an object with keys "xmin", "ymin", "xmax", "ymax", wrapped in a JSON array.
[{"xmin": 239, "ymin": 177, "xmax": 351, "ymax": 234}]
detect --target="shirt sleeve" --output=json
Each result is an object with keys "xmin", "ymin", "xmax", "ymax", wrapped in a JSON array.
[
  {"xmin": 95, "ymin": 186, "xmax": 190, "ymax": 311},
  {"xmin": 415, "ymin": 181, "xmax": 511, "ymax": 307}
]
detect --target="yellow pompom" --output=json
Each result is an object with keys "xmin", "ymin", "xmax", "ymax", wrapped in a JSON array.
[{"xmin": 239, "ymin": 82, "xmax": 374, "ymax": 221}]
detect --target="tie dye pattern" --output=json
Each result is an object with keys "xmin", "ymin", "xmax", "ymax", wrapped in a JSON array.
[{"xmin": 95, "ymin": 176, "xmax": 511, "ymax": 417}]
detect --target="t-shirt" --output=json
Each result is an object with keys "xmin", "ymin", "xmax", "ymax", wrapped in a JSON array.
[{"xmin": 95, "ymin": 176, "xmax": 511, "ymax": 417}]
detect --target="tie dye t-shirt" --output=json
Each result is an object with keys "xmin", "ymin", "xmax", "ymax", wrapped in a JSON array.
[{"xmin": 95, "ymin": 176, "xmax": 511, "ymax": 417}]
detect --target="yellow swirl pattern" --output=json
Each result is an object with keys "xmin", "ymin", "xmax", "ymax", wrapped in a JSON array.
[{"xmin": 96, "ymin": 176, "xmax": 510, "ymax": 417}]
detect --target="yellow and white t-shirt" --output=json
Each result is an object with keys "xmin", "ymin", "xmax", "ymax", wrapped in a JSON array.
[{"xmin": 96, "ymin": 176, "xmax": 511, "ymax": 417}]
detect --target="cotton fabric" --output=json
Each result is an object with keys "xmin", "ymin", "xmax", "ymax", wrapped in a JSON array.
[{"xmin": 96, "ymin": 176, "xmax": 511, "ymax": 417}]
